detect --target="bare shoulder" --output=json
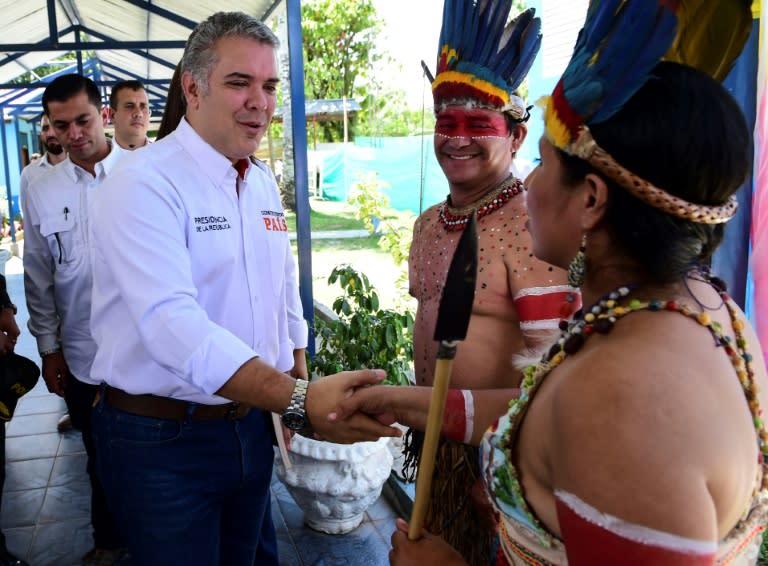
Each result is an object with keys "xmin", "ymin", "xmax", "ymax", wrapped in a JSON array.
[{"xmin": 546, "ymin": 308, "xmax": 759, "ymax": 539}]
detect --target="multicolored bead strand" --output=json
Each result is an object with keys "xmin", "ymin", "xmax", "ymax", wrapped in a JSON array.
[{"xmin": 438, "ymin": 176, "xmax": 524, "ymax": 231}]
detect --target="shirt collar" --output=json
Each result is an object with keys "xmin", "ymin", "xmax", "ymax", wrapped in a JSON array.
[
  {"xmin": 60, "ymin": 139, "xmax": 124, "ymax": 183},
  {"xmin": 172, "ymin": 117, "xmax": 245, "ymax": 188}
]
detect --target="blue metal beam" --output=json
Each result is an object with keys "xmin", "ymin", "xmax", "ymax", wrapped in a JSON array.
[
  {"xmin": 0, "ymin": 26, "xmax": 76, "ymax": 68},
  {"xmin": 99, "ymin": 60, "xmax": 169, "ymax": 99},
  {"xmin": 0, "ymin": 40, "xmax": 185, "ymax": 52},
  {"xmin": 286, "ymin": 0, "xmax": 315, "ymax": 354},
  {"xmin": 0, "ymin": 78, "xmax": 171, "ymax": 91},
  {"xmin": 0, "ymin": 109, "xmax": 18, "ymax": 243},
  {"xmin": 80, "ymin": 27, "xmax": 179, "ymax": 70},
  {"xmin": 262, "ymin": 0, "xmax": 284, "ymax": 20},
  {"xmin": 47, "ymin": 0, "xmax": 58, "ymax": 45},
  {"xmin": 120, "ymin": 0, "xmax": 198, "ymax": 30}
]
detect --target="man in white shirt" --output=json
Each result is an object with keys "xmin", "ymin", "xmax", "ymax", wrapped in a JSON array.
[
  {"xmin": 109, "ymin": 79, "xmax": 151, "ymax": 149},
  {"xmin": 18, "ymin": 114, "xmax": 72, "ymax": 435},
  {"xmin": 89, "ymin": 12, "xmax": 397, "ymax": 566},
  {"xmin": 22, "ymin": 74, "xmax": 126, "ymax": 566},
  {"xmin": 19, "ymin": 115, "xmax": 66, "ymax": 198}
]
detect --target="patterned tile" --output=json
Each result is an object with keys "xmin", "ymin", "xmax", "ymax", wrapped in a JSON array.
[
  {"xmin": 1, "ymin": 403, "xmax": 403, "ymax": 566},
  {"xmin": 0, "ymin": 488, "xmax": 45, "ymax": 528},
  {"xmin": 14, "ymin": 394, "xmax": 66, "ymax": 417},
  {"xmin": 5, "ymin": 412, "xmax": 60, "ymax": 437},
  {"xmin": 38, "ymin": 481, "xmax": 91, "ymax": 522},
  {"xmin": 2, "ymin": 526, "xmax": 34, "ymax": 562},
  {"xmin": 25, "ymin": 517, "xmax": 92, "ymax": 566},
  {"xmin": 5, "ymin": 432, "xmax": 60, "ymax": 461},
  {"xmin": 49, "ymin": 453, "xmax": 88, "ymax": 487},
  {"xmin": 286, "ymin": 520, "xmax": 391, "ymax": 565},
  {"xmin": 57, "ymin": 431, "xmax": 86, "ymax": 455},
  {"xmin": 4, "ymin": 457, "xmax": 54, "ymax": 491}
]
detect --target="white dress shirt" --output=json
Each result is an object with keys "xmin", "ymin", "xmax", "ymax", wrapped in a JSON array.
[
  {"xmin": 90, "ymin": 118, "xmax": 308, "ymax": 404},
  {"xmin": 22, "ymin": 142, "xmax": 125, "ymax": 383},
  {"xmin": 19, "ymin": 153, "xmax": 61, "ymax": 204}
]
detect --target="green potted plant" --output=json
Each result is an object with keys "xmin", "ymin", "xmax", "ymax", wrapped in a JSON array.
[
  {"xmin": 275, "ymin": 265, "xmax": 414, "ymax": 533},
  {"xmin": 310, "ymin": 264, "xmax": 414, "ymax": 385}
]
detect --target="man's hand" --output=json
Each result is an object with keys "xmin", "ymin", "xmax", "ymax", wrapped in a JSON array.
[
  {"xmin": 288, "ymin": 348, "xmax": 309, "ymax": 380},
  {"xmin": 42, "ymin": 351, "xmax": 69, "ymax": 397},
  {"xmin": 306, "ymin": 369, "xmax": 402, "ymax": 444},
  {"xmin": 0, "ymin": 307, "xmax": 20, "ymax": 355},
  {"xmin": 389, "ymin": 518, "xmax": 467, "ymax": 566}
]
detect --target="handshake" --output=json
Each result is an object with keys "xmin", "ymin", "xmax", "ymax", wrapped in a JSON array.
[{"xmin": 302, "ymin": 368, "xmax": 405, "ymax": 445}]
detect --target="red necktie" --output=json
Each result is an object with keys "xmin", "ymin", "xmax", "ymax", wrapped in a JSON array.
[{"xmin": 234, "ymin": 159, "xmax": 249, "ymax": 195}]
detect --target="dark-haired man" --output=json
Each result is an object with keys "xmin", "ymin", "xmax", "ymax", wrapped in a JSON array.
[
  {"xmin": 109, "ymin": 80, "xmax": 151, "ymax": 149},
  {"xmin": 19, "ymin": 114, "xmax": 71, "ymax": 434},
  {"xmin": 19, "ymin": 115, "xmax": 66, "ymax": 197},
  {"xmin": 22, "ymin": 74, "xmax": 126, "ymax": 566},
  {"xmin": 89, "ymin": 11, "xmax": 396, "ymax": 566}
]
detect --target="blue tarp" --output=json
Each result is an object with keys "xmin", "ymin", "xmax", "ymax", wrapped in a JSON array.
[{"xmin": 317, "ymin": 135, "xmax": 449, "ymax": 215}]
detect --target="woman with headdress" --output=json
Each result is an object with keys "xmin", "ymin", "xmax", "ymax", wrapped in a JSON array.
[{"xmin": 331, "ymin": 1, "xmax": 767, "ymax": 564}]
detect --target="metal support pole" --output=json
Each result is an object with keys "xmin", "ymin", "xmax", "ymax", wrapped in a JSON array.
[{"xmin": 286, "ymin": 0, "xmax": 315, "ymax": 355}]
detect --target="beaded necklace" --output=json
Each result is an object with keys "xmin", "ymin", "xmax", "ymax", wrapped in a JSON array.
[
  {"xmin": 438, "ymin": 175, "xmax": 524, "ymax": 231},
  {"xmin": 503, "ymin": 283, "xmax": 768, "ymax": 488}
]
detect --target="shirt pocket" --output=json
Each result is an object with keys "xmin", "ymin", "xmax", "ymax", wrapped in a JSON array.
[{"xmin": 40, "ymin": 213, "xmax": 81, "ymax": 269}]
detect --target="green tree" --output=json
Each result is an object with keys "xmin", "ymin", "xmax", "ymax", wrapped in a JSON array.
[{"xmin": 302, "ymin": 0, "xmax": 383, "ymax": 142}]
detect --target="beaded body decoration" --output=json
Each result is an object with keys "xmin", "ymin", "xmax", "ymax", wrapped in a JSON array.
[
  {"xmin": 506, "ymin": 283, "xmax": 767, "ymax": 483},
  {"xmin": 484, "ymin": 279, "xmax": 768, "ymax": 557},
  {"xmin": 438, "ymin": 176, "xmax": 524, "ymax": 232}
]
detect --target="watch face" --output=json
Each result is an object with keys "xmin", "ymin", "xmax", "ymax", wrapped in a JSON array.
[{"xmin": 281, "ymin": 410, "xmax": 307, "ymax": 431}]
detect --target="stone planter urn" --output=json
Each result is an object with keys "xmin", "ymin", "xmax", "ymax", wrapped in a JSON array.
[{"xmin": 275, "ymin": 434, "xmax": 393, "ymax": 534}]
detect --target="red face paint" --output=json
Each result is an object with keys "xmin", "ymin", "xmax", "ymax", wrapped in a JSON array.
[{"xmin": 435, "ymin": 107, "xmax": 510, "ymax": 139}]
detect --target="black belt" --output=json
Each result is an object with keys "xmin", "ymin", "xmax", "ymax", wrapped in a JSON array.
[{"xmin": 103, "ymin": 386, "xmax": 250, "ymax": 421}]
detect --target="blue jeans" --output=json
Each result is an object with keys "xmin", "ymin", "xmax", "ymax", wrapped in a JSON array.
[{"xmin": 91, "ymin": 398, "xmax": 277, "ymax": 566}]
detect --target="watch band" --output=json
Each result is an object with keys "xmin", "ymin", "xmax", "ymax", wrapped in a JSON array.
[
  {"xmin": 40, "ymin": 347, "xmax": 61, "ymax": 357},
  {"xmin": 286, "ymin": 379, "xmax": 308, "ymax": 413}
]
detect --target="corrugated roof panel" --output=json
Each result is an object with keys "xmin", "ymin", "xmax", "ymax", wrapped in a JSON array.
[{"xmin": 0, "ymin": 0, "xmax": 282, "ymax": 117}]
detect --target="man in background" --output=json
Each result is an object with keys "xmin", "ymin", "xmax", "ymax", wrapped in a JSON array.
[
  {"xmin": 22, "ymin": 74, "xmax": 126, "ymax": 566},
  {"xmin": 109, "ymin": 79, "xmax": 151, "ymax": 149},
  {"xmin": 19, "ymin": 115, "xmax": 66, "ymax": 197},
  {"xmin": 18, "ymin": 115, "xmax": 71, "ymax": 434}
]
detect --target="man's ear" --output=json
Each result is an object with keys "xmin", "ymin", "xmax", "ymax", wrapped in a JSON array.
[
  {"xmin": 101, "ymin": 106, "xmax": 111, "ymax": 127},
  {"xmin": 510, "ymin": 122, "xmax": 528, "ymax": 154},
  {"xmin": 181, "ymin": 71, "xmax": 200, "ymax": 111},
  {"xmin": 580, "ymin": 172, "xmax": 610, "ymax": 231}
]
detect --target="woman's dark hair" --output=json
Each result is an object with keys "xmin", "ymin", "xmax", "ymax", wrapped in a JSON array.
[
  {"xmin": 156, "ymin": 62, "xmax": 185, "ymax": 140},
  {"xmin": 557, "ymin": 61, "xmax": 751, "ymax": 283}
]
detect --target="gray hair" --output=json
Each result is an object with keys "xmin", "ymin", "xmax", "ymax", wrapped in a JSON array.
[{"xmin": 181, "ymin": 12, "xmax": 280, "ymax": 94}]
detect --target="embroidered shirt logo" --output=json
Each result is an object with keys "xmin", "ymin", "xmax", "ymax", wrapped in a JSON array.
[
  {"xmin": 262, "ymin": 210, "xmax": 288, "ymax": 232},
  {"xmin": 194, "ymin": 216, "xmax": 231, "ymax": 233}
]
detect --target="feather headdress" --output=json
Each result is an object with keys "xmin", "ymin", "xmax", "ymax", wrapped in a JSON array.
[
  {"xmin": 540, "ymin": 0, "xmax": 753, "ymax": 224},
  {"xmin": 431, "ymin": 0, "xmax": 542, "ymax": 120}
]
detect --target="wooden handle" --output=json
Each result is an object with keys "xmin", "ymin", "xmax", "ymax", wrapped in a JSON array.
[
  {"xmin": 408, "ymin": 357, "xmax": 454, "ymax": 540},
  {"xmin": 272, "ymin": 412, "xmax": 292, "ymax": 469}
]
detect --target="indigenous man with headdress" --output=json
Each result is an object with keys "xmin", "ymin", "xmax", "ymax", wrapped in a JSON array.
[{"xmin": 404, "ymin": 2, "xmax": 580, "ymax": 564}]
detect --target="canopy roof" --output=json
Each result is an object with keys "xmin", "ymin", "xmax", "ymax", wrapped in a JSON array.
[{"xmin": 0, "ymin": 0, "xmax": 283, "ymax": 119}]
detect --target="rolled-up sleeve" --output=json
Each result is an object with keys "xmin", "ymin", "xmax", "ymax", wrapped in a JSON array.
[{"xmin": 285, "ymin": 242, "xmax": 308, "ymax": 351}]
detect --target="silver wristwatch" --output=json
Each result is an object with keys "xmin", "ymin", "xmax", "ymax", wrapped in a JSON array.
[{"xmin": 280, "ymin": 379, "xmax": 309, "ymax": 431}]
